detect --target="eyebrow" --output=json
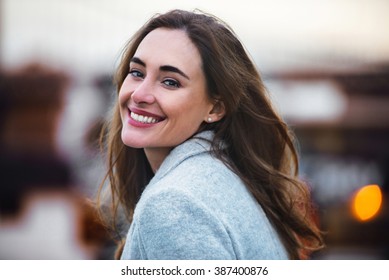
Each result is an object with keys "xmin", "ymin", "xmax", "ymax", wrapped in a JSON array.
[{"xmin": 130, "ymin": 57, "xmax": 190, "ymax": 80}]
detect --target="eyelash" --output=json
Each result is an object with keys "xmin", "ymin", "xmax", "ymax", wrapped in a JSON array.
[{"xmin": 128, "ymin": 69, "xmax": 181, "ymax": 88}]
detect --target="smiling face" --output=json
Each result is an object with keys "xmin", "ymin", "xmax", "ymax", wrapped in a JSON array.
[{"xmin": 119, "ymin": 28, "xmax": 216, "ymax": 169}]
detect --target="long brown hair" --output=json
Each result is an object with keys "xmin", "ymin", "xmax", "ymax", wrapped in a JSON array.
[{"xmin": 99, "ymin": 9, "xmax": 324, "ymax": 259}]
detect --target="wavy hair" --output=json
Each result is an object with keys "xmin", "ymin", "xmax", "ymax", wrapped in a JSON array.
[{"xmin": 98, "ymin": 9, "xmax": 324, "ymax": 259}]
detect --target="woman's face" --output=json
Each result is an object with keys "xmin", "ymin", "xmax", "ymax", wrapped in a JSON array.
[{"xmin": 119, "ymin": 28, "xmax": 213, "ymax": 155}]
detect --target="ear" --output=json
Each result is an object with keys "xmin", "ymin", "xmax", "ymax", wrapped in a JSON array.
[{"xmin": 205, "ymin": 101, "xmax": 226, "ymax": 123}]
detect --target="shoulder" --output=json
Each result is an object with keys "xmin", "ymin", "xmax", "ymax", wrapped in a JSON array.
[
  {"xmin": 136, "ymin": 152, "xmax": 233, "ymax": 221},
  {"xmin": 129, "ymin": 178, "xmax": 237, "ymax": 259},
  {"xmin": 147, "ymin": 151, "xmax": 244, "ymax": 209}
]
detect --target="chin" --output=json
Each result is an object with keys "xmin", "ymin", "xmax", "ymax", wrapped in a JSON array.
[
  {"xmin": 121, "ymin": 132, "xmax": 145, "ymax": 149},
  {"xmin": 121, "ymin": 138, "xmax": 145, "ymax": 149}
]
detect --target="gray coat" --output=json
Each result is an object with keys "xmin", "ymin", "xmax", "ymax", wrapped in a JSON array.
[{"xmin": 121, "ymin": 131, "xmax": 288, "ymax": 259}]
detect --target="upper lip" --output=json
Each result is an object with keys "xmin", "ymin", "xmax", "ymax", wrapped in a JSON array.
[{"xmin": 129, "ymin": 107, "xmax": 165, "ymax": 120}]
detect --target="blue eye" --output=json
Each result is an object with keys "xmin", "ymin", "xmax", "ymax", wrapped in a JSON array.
[
  {"xmin": 163, "ymin": 79, "xmax": 180, "ymax": 88},
  {"xmin": 129, "ymin": 69, "xmax": 144, "ymax": 78}
]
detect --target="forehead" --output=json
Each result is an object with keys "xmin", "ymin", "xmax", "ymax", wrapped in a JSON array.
[{"xmin": 133, "ymin": 28, "xmax": 202, "ymax": 71}]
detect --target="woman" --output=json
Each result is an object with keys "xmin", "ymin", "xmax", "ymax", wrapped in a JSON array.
[{"xmin": 99, "ymin": 9, "xmax": 323, "ymax": 260}]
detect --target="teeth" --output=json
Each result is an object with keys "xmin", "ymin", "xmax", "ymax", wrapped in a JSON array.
[{"xmin": 131, "ymin": 112, "xmax": 158, "ymax": 124}]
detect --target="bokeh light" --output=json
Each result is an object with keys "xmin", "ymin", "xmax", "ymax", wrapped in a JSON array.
[{"xmin": 351, "ymin": 184, "xmax": 383, "ymax": 222}]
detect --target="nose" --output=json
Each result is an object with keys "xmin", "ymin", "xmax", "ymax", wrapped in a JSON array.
[{"xmin": 131, "ymin": 79, "xmax": 156, "ymax": 105}]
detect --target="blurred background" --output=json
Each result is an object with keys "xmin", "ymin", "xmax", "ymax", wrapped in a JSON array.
[{"xmin": 0, "ymin": 0, "xmax": 388, "ymax": 259}]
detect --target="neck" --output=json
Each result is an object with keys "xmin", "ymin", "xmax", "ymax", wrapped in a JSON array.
[{"xmin": 144, "ymin": 147, "xmax": 172, "ymax": 173}]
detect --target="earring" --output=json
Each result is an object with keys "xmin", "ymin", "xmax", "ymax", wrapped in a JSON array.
[{"xmin": 207, "ymin": 117, "xmax": 212, "ymax": 123}]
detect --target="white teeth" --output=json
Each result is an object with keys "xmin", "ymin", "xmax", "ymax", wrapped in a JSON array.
[{"xmin": 131, "ymin": 112, "xmax": 158, "ymax": 124}]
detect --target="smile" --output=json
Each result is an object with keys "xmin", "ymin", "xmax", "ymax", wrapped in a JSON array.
[{"xmin": 130, "ymin": 111, "xmax": 160, "ymax": 124}]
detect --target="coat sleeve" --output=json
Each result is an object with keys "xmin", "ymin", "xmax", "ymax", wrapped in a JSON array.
[{"xmin": 129, "ymin": 188, "xmax": 237, "ymax": 260}]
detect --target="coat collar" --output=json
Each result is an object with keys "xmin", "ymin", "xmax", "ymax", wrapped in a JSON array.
[{"xmin": 149, "ymin": 130, "xmax": 214, "ymax": 183}]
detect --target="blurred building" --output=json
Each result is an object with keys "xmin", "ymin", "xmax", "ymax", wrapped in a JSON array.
[
  {"xmin": 266, "ymin": 64, "xmax": 389, "ymax": 259},
  {"xmin": 0, "ymin": 64, "xmax": 113, "ymax": 259}
]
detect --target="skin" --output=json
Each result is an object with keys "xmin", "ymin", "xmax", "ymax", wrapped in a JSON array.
[{"xmin": 119, "ymin": 28, "xmax": 224, "ymax": 172}]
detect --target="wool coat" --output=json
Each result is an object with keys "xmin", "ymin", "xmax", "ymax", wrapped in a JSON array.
[{"xmin": 121, "ymin": 131, "xmax": 288, "ymax": 259}]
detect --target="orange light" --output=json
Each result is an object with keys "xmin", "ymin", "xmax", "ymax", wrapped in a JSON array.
[{"xmin": 351, "ymin": 184, "xmax": 382, "ymax": 222}]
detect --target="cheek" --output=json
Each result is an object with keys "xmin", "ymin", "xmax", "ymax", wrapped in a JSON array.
[
  {"xmin": 162, "ymin": 97, "xmax": 191, "ymax": 118},
  {"xmin": 118, "ymin": 78, "xmax": 133, "ymax": 105},
  {"xmin": 167, "ymin": 93, "xmax": 210, "ymax": 120},
  {"xmin": 167, "ymin": 102, "xmax": 206, "ymax": 128}
]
